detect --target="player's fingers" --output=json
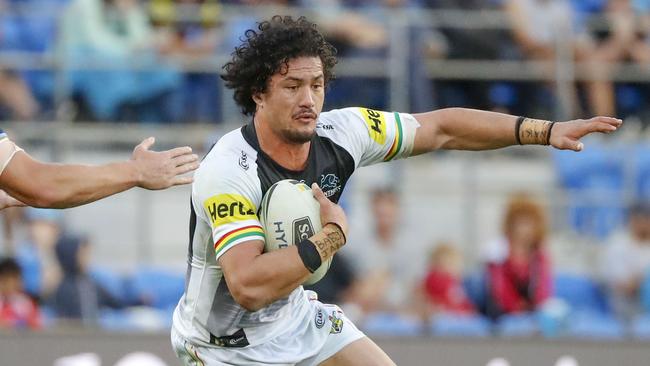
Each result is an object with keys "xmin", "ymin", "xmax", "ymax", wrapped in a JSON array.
[
  {"xmin": 175, "ymin": 161, "xmax": 199, "ymax": 175},
  {"xmin": 173, "ymin": 153, "xmax": 199, "ymax": 167},
  {"xmin": 586, "ymin": 122, "xmax": 618, "ymax": 134},
  {"xmin": 563, "ymin": 137, "xmax": 584, "ymax": 152},
  {"xmin": 172, "ymin": 176, "xmax": 194, "ymax": 186},
  {"xmin": 167, "ymin": 146, "xmax": 194, "ymax": 158},
  {"xmin": 311, "ymin": 183, "xmax": 328, "ymax": 204},
  {"xmin": 136, "ymin": 137, "xmax": 155, "ymax": 152},
  {"xmin": 588, "ymin": 116, "xmax": 623, "ymax": 127}
]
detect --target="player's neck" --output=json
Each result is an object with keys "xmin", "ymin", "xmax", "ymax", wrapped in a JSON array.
[{"xmin": 254, "ymin": 118, "xmax": 311, "ymax": 171}]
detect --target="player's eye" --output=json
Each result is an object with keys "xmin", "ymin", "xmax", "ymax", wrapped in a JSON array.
[
  {"xmin": 285, "ymin": 85, "xmax": 298, "ymax": 91},
  {"xmin": 312, "ymin": 84, "xmax": 323, "ymax": 90}
]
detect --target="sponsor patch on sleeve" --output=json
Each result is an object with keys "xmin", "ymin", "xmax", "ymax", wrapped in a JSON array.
[
  {"xmin": 203, "ymin": 193, "xmax": 257, "ymax": 228},
  {"xmin": 359, "ymin": 107, "xmax": 387, "ymax": 145}
]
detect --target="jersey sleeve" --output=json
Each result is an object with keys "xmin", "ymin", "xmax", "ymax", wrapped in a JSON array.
[
  {"xmin": 192, "ymin": 148, "xmax": 264, "ymax": 261},
  {"xmin": 0, "ymin": 129, "xmax": 24, "ymax": 175},
  {"xmin": 318, "ymin": 107, "xmax": 420, "ymax": 168}
]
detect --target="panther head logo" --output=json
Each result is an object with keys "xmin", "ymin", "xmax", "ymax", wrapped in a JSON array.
[{"xmin": 320, "ymin": 174, "xmax": 340, "ymax": 191}]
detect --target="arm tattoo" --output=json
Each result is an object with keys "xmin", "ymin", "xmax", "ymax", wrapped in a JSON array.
[
  {"xmin": 312, "ymin": 229, "xmax": 345, "ymax": 260},
  {"xmin": 519, "ymin": 118, "xmax": 554, "ymax": 145}
]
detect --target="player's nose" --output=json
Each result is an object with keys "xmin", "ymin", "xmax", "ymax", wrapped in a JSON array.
[{"xmin": 298, "ymin": 87, "xmax": 315, "ymax": 108}]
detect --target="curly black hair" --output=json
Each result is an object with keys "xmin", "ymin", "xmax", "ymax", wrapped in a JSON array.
[{"xmin": 221, "ymin": 15, "xmax": 338, "ymax": 116}]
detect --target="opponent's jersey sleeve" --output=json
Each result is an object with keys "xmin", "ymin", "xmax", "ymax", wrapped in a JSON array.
[
  {"xmin": 318, "ymin": 107, "xmax": 420, "ymax": 168},
  {"xmin": 0, "ymin": 128, "xmax": 24, "ymax": 175},
  {"xmin": 192, "ymin": 135, "xmax": 264, "ymax": 261}
]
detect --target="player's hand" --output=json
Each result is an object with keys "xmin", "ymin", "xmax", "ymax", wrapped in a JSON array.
[
  {"xmin": 550, "ymin": 117, "xmax": 623, "ymax": 151},
  {"xmin": 0, "ymin": 189, "xmax": 25, "ymax": 210},
  {"xmin": 131, "ymin": 137, "xmax": 199, "ymax": 190},
  {"xmin": 312, "ymin": 183, "xmax": 348, "ymax": 242}
]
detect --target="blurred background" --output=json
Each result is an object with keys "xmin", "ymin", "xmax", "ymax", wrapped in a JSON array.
[{"xmin": 2, "ymin": 0, "xmax": 650, "ymax": 365}]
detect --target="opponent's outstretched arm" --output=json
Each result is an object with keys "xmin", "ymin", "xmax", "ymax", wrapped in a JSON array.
[
  {"xmin": 411, "ymin": 108, "xmax": 622, "ymax": 154},
  {"xmin": 0, "ymin": 137, "xmax": 198, "ymax": 209}
]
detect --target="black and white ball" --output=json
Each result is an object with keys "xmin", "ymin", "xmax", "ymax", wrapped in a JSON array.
[{"xmin": 259, "ymin": 179, "xmax": 331, "ymax": 285}]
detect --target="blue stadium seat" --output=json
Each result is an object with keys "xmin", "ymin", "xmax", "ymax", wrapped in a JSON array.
[
  {"xmin": 553, "ymin": 146, "xmax": 626, "ymax": 238},
  {"xmin": 631, "ymin": 314, "xmax": 650, "ymax": 340},
  {"xmin": 98, "ymin": 307, "xmax": 170, "ymax": 332},
  {"xmin": 362, "ymin": 312, "xmax": 423, "ymax": 337},
  {"xmin": 98, "ymin": 309, "xmax": 134, "ymax": 331},
  {"xmin": 429, "ymin": 314, "xmax": 492, "ymax": 338},
  {"xmin": 90, "ymin": 267, "xmax": 128, "ymax": 303},
  {"xmin": 126, "ymin": 268, "xmax": 185, "ymax": 310},
  {"xmin": 495, "ymin": 313, "xmax": 539, "ymax": 337},
  {"xmin": 635, "ymin": 145, "xmax": 650, "ymax": 199},
  {"xmin": 463, "ymin": 271, "xmax": 488, "ymax": 313},
  {"xmin": 553, "ymin": 273, "xmax": 610, "ymax": 314},
  {"xmin": 640, "ymin": 269, "xmax": 650, "ymax": 313},
  {"xmin": 564, "ymin": 311, "xmax": 625, "ymax": 340}
]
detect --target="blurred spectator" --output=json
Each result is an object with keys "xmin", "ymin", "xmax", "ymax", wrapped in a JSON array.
[
  {"xmin": 424, "ymin": 0, "xmax": 511, "ymax": 114},
  {"xmin": 150, "ymin": 0, "xmax": 223, "ymax": 123},
  {"xmin": 0, "ymin": 70, "xmax": 39, "ymax": 120},
  {"xmin": 302, "ymin": 0, "xmax": 390, "ymax": 109},
  {"xmin": 58, "ymin": 0, "xmax": 181, "ymax": 122},
  {"xmin": 504, "ymin": 0, "xmax": 612, "ymax": 118},
  {"xmin": 348, "ymin": 187, "xmax": 425, "ymax": 317},
  {"xmin": 600, "ymin": 202, "xmax": 650, "ymax": 319},
  {"xmin": 48, "ymin": 235, "xmax": 131, "ymax": 324},
  {"xmin": 485, "ymin": 193, "xmax": 553, "ymax": 318},
  {"xmin": 420, "ymin": 242, "xmax": 475, "ymax": 317},
  {"xmin": 0, "ymin": 257, "xmax": 41, "ymax": 329},
  {"xmin": 15, "ymin": 208, "xmax": 63, "ymax": 299}
]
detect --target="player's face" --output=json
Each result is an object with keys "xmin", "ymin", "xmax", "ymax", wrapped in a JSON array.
[{"xmin": 256, "ymin": 56, "xmax": 325, "ymax": 144}]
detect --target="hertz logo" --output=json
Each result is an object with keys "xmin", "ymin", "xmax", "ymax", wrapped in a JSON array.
[
  {"xmin": 359, "ymin": 108, "xmax": 387, "ymax": 145},
  {"xmin": 203, "ymin": 194, "xmax": 257, "ymax": 228}
]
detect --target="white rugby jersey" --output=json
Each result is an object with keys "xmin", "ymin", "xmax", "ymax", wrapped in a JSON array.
[
  {"xmin": 0, "ymin": 128, "xmax": 23, "ymax": 175},
  {"xmin": 173, "ymin": 107, "xmax": 419, "ymax": 347}
]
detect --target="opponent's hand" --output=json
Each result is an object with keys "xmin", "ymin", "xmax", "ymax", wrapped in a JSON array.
[
  {"xmin": 312, "ymin": 183, "xmax": 348, "ymax": 242},
  {"xmin": 131, "ymin": 137, "xmax": 199, "ymax": 190},
  {"xmin": 0, "ymin": 189, "xmax": 24, "ymax": 210},
  {"xmin": 550, "ymin": 117, "xmax": 623, "ymax": 151}
]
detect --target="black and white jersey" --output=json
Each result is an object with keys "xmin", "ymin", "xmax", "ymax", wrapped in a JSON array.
[{"xmin": 173, "ymin": 107, "xmax": 419, "ymax": 347}]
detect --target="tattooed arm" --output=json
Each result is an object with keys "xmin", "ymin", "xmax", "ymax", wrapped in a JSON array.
[{"xmin": 219, "ymin": 184, "xmax": 348, "ymax": 311}]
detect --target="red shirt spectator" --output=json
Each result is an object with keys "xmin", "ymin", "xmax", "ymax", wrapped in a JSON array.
[
  {"xmin": 424, "ymin": 269, "xmax": 475, "ymax": 314},
  {"xmin": 422, "ymin": 243, "xmax": 475, "ymax": 315},
  {"xmin": 487, "ymin": 250, "xmax": 551, "ymax": 314},
  {"xmin": 0, "ymin": 257, "xmax": 41, "ymax": 329},
  {"xmin": 486, "ymin": 193, "xmax": 553, "ymax": 316}
]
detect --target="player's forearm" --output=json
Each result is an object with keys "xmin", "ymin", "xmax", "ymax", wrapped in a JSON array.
[
  {"xmin": 234, "ymin": 226, "xmax": 345, "ymax": 311},
  {"xmin": 412, "ymin": 108, "xmax": 522, "ymax": 153},
  {"xmin": 2, "ymin": 153, "xmax": 138, "ymax": 208},
  {"xmin": 34, "ymin": 162, "xmax": 138, "ymax": 208},
  {"xmin": 231, "ymin": 246, "xmax": 311, "ymax": 311}
]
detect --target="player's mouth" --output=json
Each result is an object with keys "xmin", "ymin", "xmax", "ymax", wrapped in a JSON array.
[{"xmin": 294, "ymin": 112, "xmax": 317, "ymax": 124}]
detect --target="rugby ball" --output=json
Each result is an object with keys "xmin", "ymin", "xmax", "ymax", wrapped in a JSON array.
[{"xmin": 259, "ymin": 179, "xmax": 331, "ymax": 285}]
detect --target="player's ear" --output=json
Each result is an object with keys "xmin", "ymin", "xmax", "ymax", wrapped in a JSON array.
[{"xmin": 252, "ymin": 91, "xmax": 264, "ymax": 108}]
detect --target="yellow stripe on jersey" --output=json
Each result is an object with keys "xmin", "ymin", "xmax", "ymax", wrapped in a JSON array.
[
  {"xmin": 203, "ymin": 193, "xmax": 257, "ymax": 228},
  {"xmin": 214, "ymin": 225, "xmax": 265, "ymax": 256},
  {"xmin": 383, "ymin": 112, "xmax": 404, "ymax": 161},
  {"xmin": 359, "ymin": 107, "xmax": 387, "ymax": 145}
]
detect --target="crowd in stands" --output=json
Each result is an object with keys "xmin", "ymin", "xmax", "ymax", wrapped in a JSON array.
[
  {"xmin": 2, "ymin": 184, "xmax": 650, "ymax": 339},
  {"xmin": 4, "ymin": 0, "xmax": 650, "ymax": 122}
]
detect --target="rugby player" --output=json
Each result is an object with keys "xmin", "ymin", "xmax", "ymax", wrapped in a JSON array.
[
  {"xmin": 172, "ymin": 15, "xmax": 621, "ymax": 365},
  {"xmin": 0, "ymin": 129, "xmax": 198, "ymax": 209}
]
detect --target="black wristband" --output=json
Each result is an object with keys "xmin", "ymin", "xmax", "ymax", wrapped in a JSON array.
[
  {"xmin": 546, "ymin": 121, "xmax": 556, "ymax": 146},
  {"xmin": 325, "ymin": 222, "xmax": 347, "ymax": 244},
  {"xmin": 297, "ymin": 239, "xmax": 322, "ymax": 273},
  {"xmin": 515, "ymin": 116, "xmax": 525, "ymax": 145}
]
